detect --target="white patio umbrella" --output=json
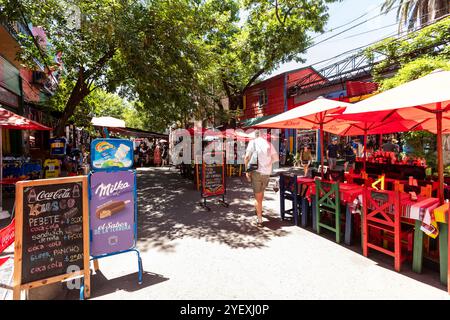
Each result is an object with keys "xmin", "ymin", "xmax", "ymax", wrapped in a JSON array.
[
  {"xmin": 91, "ymin": 116, "xmax": 126, "ymax": 128},
  {"xmin": 340, "ymin": 69, "xmax": 450, "ymax": 203}
]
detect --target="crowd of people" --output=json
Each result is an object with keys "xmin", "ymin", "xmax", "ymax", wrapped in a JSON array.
[
  {"xmin": 134, "ymin": 139, "xmax": 169, "ymax": 167},
  {"xmin": 288, "ymin": 136, "xmax": 403, "ymax": 175}
]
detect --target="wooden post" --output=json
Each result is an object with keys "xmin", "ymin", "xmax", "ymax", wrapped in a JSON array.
[
  {"xmin": 412, "ymin": 220, "xmax": 424, "ymax": 273},
  {"xmin": 82, "ymin": 177, "xmax": 91, "ymax": 299},
  {"xmin": 93, "ymin": 260, "xmax": 100, "ymax": 272},
  {"xmin": 12, "ymin": 184, "xmax": 23, "ymax": 300}
]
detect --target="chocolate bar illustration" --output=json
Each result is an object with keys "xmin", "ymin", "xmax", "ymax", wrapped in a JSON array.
[{"xmin": 96, "ymin": 200, "xmax": 131, "ymax": 219}]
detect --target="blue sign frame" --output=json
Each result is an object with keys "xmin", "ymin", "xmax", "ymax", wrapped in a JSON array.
[
  {"xmin": 82, "ymin": 138, "xmax": 143, "ymax": 299},
  {"xmin": 90, "ymin": 138, "xmax": 134, "ymax": 171},
  {"xmin": 87, "ymin": 168, "xmax": 142, "ymax": 284}
]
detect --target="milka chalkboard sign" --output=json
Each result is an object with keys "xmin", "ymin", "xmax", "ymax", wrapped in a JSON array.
[{"xmin": 13, "ymin": 176, "xmax": 90, "ymax": 300}]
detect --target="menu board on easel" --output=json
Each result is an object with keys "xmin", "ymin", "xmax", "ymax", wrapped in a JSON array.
[
  {"xmin": 202, "ymin": 152, "xmax": 225, "ymax": 198},
  {"xmin": 13, "ymin": 176, "xmax": 90, "ymax": 300}
]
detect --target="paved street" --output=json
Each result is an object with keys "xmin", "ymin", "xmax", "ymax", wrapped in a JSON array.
[{"xmin": 65, "ymin": 167, "xmax": 449, "ymax": 300}]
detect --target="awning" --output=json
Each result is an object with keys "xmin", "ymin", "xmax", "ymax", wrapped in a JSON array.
[
  {"xmin": 239, "ymin": 114, "xmax": 279, "ymax": 128},
  {"xmin": 91, "ymin": 116, "xmax": 126, "ymax": 128},
  {"xmin": 108, "ymin": 126, "xmax": 168, "ymax": 138},
  {"xmin": 0, "ymin": 107, "xmax": 52, "ymax": 130}
]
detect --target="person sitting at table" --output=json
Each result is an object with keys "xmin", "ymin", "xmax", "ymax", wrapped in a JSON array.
[
  {"xmin": 382, "ymin": 138, "xmax": 400, "ymax": 154},
  {"xmin": 296, "ymin": 145, "xmax": 313, "ymax": 177},
  {"xmin": 352, "ymin": 138, "xmax": 364, "ymax": 158}
]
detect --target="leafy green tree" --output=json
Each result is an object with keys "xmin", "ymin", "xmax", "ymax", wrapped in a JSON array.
[
  {"xmin": 382, "ymin": 0, "xmax": 449, "ymax": 32},
  {"xmin": 1, "ymin": 0, "xmax": 211, "ymax": 134},
  {"xmin": 2, "ymin": 0, "xmax": 339, "ymax": 132},
  {"xmin": 204, "ymin": 0, "xmax": 339, "ymax": 114}
]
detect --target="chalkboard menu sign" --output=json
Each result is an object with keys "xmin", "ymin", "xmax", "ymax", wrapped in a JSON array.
[
  {"xmin": 202, "ymin": 153, "xmax": 225, "ymax": 198},
  {"xmin": 13, "ymin": 176, "xmax": 90, "ymax": 300}
]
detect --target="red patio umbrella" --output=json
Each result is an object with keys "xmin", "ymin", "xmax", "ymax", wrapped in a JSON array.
[
  {"xmin": 339, "ymin": 69, "xmax": 450, "ymax": 203},
  {"xmin": 0, "ymin": 107, "xmax": 52, "ymax": 218},
  {"xmin": 254, "ymin": 97, "xmax": 352, "ymax": 176},
  {"xmin": 0, "ymin": 107, "xmax": 53, "ymax": 130}
]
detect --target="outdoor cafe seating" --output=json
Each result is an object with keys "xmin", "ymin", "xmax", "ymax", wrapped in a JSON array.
[{"xmin": 277, "ymin": 165, "xmax": 446, "ymax": 285}]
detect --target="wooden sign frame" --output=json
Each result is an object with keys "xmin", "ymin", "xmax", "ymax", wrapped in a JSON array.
[
  {"xmin": 201, "ymin": 152, "xmax": 225, "ymax": 198},
  {"xmin": 13, "ymin": 176, "xmax": 91, "ymax": 300},
  {"xmin": 200, "ymin": 151, "xmax": 228, "ymax": 210}
]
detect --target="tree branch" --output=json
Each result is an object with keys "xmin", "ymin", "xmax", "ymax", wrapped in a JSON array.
[
  {"xmin": 242, "ymin": 68, "xmax": 266, "ymax": 94},
  {"xmin": 83, "ymin": 47, "xmax": 116, "ymax": 80},
  {"xmin": 275, "ymin": 0, "xmax": 283, "ymax": 25},
  {"xmin": 221, "ymin": 78, "xmax": 233, "ymax": 99},
  {"xmin": 283, "ymin": 6, "xmax": 295, "ymax": 24}
]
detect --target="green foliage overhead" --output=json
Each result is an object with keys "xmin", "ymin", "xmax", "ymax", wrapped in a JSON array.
[
  {"xmin": 364, "ymin": 16, "xmax": 450, "ymax": 84},
  {"xmin": 380, "ymin": 56, "xmax": 450, "ymax": 90}
]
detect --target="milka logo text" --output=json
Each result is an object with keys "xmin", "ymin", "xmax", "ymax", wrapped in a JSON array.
[{"xmin": 95, "ymin": 181, "xmax": 130, "ymax": 197}]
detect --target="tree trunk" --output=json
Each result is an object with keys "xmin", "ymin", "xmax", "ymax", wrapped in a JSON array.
[{"xmin": 54, "ymin": 74, "xmax": 91, "ymax": 137}]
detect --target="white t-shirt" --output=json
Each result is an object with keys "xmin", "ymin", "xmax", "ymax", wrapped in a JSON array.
[{"xmin": 245, "ymin": 137, "xmax": 279, "ymax": 175}]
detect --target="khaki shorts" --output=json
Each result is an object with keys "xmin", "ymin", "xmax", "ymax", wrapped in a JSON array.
[{"xmin": 251, "ymin": 171, "xmax": 270, "ymax": 194}]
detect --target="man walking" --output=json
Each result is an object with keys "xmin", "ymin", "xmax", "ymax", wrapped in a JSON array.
[
  {"xmin": 244, "ymin": 130, "xmax": 279, "ymax": 226},
  {"xmin": 327, "ymin": 137, "xmax": 339, "ymax": 170}
]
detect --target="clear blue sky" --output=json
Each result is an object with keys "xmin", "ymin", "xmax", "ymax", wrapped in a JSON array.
[{"xmin": 269, "ymin": 0, "xmax": 399, "ymax": 78}]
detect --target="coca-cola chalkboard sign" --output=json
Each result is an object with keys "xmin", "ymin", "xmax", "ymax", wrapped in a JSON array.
[{"xmin": 13, "ymin": 176, "xmax": 91, "ymax": 300}]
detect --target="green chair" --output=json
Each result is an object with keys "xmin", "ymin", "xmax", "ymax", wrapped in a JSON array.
[{"xmin": 315, "ymin": 180, "xmax": 342, "ymax": 243}]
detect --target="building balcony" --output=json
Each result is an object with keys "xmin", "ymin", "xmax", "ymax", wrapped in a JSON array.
[{"xmin": 0, "ymin": 16, "xmax": 45, "ymax": 70}]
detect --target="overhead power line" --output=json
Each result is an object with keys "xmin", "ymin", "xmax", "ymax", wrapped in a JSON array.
[
  {"xmin": 306, "ymin": 11, "xmax": 450, "ymax": 70},
  {"xmin": 311, "ymin": 1, "xmax": 385, "ymax": 40}
]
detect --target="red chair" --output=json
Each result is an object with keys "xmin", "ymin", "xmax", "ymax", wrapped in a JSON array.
[{"xmin": 362, "ymin": 188, "xmax": 404, "ymax": 271}]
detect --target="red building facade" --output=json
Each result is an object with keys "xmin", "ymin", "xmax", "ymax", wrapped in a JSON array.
[{"xmin": 241, "ymin": 67, "xmax": 379, "ymax": 153}]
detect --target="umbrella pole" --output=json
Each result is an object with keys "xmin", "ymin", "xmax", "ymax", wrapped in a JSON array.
[
  {"xmin": 436, "ymin": 107, "xmax": 450, "ymax": 295},
  {"xmin": 363, "ymin": 131, "xmax": 367, "ymax": 172},
  {"xmin": 320, "ymin": 123, "xmax": 324, "ymax": 178},
  {"xmin": 436, "ymin": 108, "xmax": 444, "ymax": 204},
  {"xmin": 0, "ymin": 128, "xmax": 7, "ymax": 219}
]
